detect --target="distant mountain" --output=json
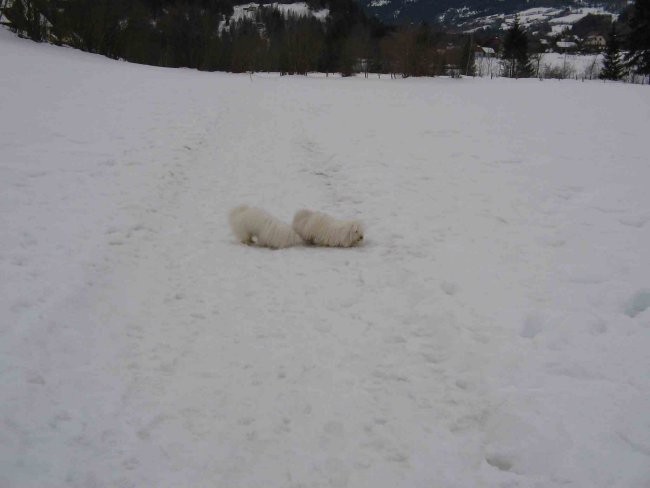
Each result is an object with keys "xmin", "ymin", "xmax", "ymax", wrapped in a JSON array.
[{"xmin": 355, "ymin": 0, "xmax": 627, "ymax": 27}]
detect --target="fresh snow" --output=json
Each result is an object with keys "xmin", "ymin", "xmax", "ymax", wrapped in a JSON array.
[
  {"xmin": 538, "ymin": 52, "xmax": 603, "ymax": 77},
  {"xmin": 510, "ymin": 7, "xmax": 562, "ymax": 27},
  {"xmin": 474, "ymin": 53, "xmax": 603, "ymax": 80},
  {"xmin": 2, "ymin": 28, "xmax": 650, "ymax": 488},
  {"xmin": 551, "ymin": 24, "xmax": 573, "ymax": 34},
  {"xmin": 549, "ymin": 8, "xmax": 617, "ymax": 25},
  {"xmin": 469, "ymin": 5, "xmax": 618, "ymax": 33}
]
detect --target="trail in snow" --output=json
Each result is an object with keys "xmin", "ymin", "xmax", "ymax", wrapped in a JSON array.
[{"xmin": 1, "ymin": 29, "xmax": 650, "ymax": 488}]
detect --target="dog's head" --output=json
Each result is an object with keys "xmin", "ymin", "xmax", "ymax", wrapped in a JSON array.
[{"xmin": 347, "ymin": 221, "xmax": 364, "ymax": 246}]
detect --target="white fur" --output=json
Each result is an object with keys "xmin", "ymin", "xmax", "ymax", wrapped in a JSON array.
[
  {"xmin": 229, "ymin": 205, "xmax": 303, "ymax": 249},
  {"xmin": 292, "ymin": 209, "xmax": 364, "ymax": 248}
]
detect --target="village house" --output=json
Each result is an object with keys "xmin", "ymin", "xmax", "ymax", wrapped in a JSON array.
[
  {"xmin": 584, "ymin": 33, "xmax": 607, "ymax": 50},
  {"xmin": 474, "ymin": 46, "xmax": 496, "ymax": 58},
  {"xmin": 556, "ymin": 40, "xmax": 578, "ymax": 52}
]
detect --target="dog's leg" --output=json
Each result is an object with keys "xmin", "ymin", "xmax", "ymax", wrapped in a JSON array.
[{"xmin": 238, "ymin": 233, "xmax": 255, "ymax": 245}]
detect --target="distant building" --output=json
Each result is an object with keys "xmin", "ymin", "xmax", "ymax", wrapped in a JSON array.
[
  {"xmin": 556, "ymin": 40, "xmax": 578, "ymax": 52},
  {"xmin": 585, "ymin": 33, "xmax": 607, "ymax": 50},
  {"xmin": 475, "ymin": 46, "xmax": 496, "ymax": 58}
]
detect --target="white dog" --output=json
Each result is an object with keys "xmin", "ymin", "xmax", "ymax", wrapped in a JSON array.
[
  {"xmin": 292, "ymin": 209, "xmax": 364, "ymax": 248},
  {"xmin": 229, "ymin": 205, "xmax": 303, "ymax": 249}
]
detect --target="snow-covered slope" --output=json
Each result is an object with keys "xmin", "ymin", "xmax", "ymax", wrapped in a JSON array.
[
  {"xmin": 458, "ymin": 7, "xmax": 618, "ymax": 32},
  {"xmin": 360, "ymin": 0, "xmax": 621, "ymax": 31},
  {"xmin": 2, "ymin": 28, "xmax": 650, "ymax": 488},
  {"xmin": 462, "ymin": 5, "xmax": 618, "ymax": 32}
]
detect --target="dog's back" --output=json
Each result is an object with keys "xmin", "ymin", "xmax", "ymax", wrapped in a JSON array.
[
  {"xmin": 230, "ymin": 205, "xmax": 303, "ymax": 248},
  {"xmin": 292, "ymin": 208, "xmax": 363, "ymax": 247}
]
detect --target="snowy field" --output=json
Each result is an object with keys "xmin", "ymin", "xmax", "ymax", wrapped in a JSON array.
[
  {"xmin": 537, "ymin": 52, "xmax": 603, "ymax": 78},
  {"xmin": 2, "ymin": 29, "xmax": 650, "ymax": 488},
  {"xmin": 475, "ymin": 53, "xmax": 604, "ymax": 80}
]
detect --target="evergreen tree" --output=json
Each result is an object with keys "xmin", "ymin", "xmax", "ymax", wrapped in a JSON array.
[
  {"xmin": 625, "ymin": 0, "xmax": 650, "ymax": 77},
  {"xmin": 3, "ymin": 0, "xmax": 48, "ymax": 41},
  {"xmin": 0, "ymin": 0, "xmax": 390, "ymax": 76},
  {"xmin": 459, "ymin": 34, "xmax": 475, "ymax": 76},
  {"xmin": 502, "ymin": 16, "xmax": 532, "ymax": 78},
  {"xmin": 600, "ymin": 24, "xmax": 625, "ymax": 80},
  {"xmin": 413, "ymin": 21, "xmax": 434, "ymax": 77},
  {"xmin": 381, "ymin": 27, "xmax": 417, "ymax": 78},
  {"xmin": 117, "ymin": 1, "xmax": 159, "ymax": 65}
]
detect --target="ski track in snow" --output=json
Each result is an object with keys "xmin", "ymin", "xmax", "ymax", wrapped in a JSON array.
[{"xmin": 1, "ymin": 29, "xmax": 650, "ymax": 487}]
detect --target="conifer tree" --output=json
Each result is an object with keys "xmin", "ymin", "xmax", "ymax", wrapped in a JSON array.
[
  {"xmin": 3, "ymin": 0, "xmax": 48, "ymax": 41},
  {"xmin": 460, "ymin": 34, "xmax": 475, "ymax": 76},
  {"xmin": 600, "ymin": 23, "xmax": 625, "ymax": 81},
  {"xmin": 625, "ymin": 0, "xmax": 650, "ymax": 77},
  {"xmin": 502, "ymin": 16, "xmax": 532, "ymax": 78}
]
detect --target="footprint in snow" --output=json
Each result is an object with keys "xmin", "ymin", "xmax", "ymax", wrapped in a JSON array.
[
  {"xmin": 624, "ymin": 290, "xmax": 650, "ymax": 318},
  {"xmin": 520, "ymin": 314, "xmax": 545, "ymax": 339},
  {"xmin": 441, "ymin": 281, "xmax": 459, "ymax": 296},
  {"xmin": 618, "ymin": 214, "xmax": 650, "ymax": 228}
]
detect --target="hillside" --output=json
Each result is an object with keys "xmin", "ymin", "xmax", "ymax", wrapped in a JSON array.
[
  {"xmin": 0, "ymin": 0, "xmax": 373, "ymax": 73},
  {"xmin": 357, "ymin": 0, "xmax": 626, "ymax": 26}
]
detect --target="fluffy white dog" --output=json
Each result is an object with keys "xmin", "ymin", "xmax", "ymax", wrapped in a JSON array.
[
  {"xmin": 229, "ymin": 205, "xmax": 303, "ymax": 249},
  {"xmin": 292, "ymin": 209, "xmax": 364, "ymax": 248}
]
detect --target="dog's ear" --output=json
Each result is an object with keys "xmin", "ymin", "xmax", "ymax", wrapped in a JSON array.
[{"xmin": 353, "ymin": 222, "xmax": 364, "ymax": 243}]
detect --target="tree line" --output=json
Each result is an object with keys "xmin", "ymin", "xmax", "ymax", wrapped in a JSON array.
[
  {"xmin": 0, "ymin": 0, "xmax": 474, "ymax": 76},
  {"xmin": 1, "ymin": 0, "xmax": 648, "ymax": 80}
]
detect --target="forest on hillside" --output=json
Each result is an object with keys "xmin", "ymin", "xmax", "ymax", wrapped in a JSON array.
[
  {"xmin": 1, "ymin": 0, "xmax": 648, "ymax": 79},
  {"xmin": 0, "ymin": 0, "xmax": 478, "ymax": 76}
]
